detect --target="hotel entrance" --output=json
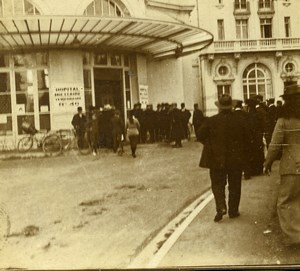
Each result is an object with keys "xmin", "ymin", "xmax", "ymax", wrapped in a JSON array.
[{"xmin": 94, "ymin": 68, "xmax": 124, "ymax": 113}]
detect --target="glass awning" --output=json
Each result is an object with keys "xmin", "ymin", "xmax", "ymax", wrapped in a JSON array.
[{"xmin": 0, "ymin": 16, "xmax": 213, "ymax": 58}]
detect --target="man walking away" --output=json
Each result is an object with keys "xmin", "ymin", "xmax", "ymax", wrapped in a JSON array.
[
  {"xmin": 71, "ymin": 106, "xmax": 87, "ymax": 149},
  {"xmin": 198, "ymin": 94, "xmax": 251, "ymax": 222}
]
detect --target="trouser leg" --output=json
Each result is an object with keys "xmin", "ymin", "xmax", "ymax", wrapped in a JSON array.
[
  {"xmin": 210, "ymin": 169, "xmax": 227, "ymax": 214},
  {"xmin": 227, "ymin": 169, "xmax": 243, "ymax": 216}
]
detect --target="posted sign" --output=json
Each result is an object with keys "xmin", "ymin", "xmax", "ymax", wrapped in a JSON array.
[
  {"xmin": 51, "ymin": 85, "xmax": 85, "ymax": 112},
  {"xmin": 139, "ymin": 85, "xmax": 149, "ymax": 109}
]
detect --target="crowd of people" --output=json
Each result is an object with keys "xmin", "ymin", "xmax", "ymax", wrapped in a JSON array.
[
  {"xmin": 72, "ymin": 86, "xmax": 300, "ymax": 246},
  {"xmin": 199, "ymin": 85, "xmax": 300, "ymax": 248},
  {"xmin": 71, "ymin": 102, "xmax": 206, "ymax": 157}
]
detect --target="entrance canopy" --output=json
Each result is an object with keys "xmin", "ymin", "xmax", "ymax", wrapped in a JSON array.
[{"xmin": 0, "ymin": 16, "xmax": 213, "ymax": 58}]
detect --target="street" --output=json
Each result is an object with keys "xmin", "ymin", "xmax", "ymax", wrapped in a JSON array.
[{"xmin": 0, "ymin": 141, "xmax": 299, "ymax": 269}]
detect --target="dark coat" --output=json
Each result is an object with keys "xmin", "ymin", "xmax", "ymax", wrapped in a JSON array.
[
  {"xmin": 170, "ymin": 108, "xmax": 184, "ymax": 140},
  {"xmin": 71, "ymin": 113, "xmax": 87, "ymax": 134},
  {"xmin": 193, "ymin": 109, "xmax": 204, "ymax": 127},
  {"xmin": 198, "ymin": 110, "xmax": 251, "ymax": 170},
  {"xmin": 266, "ymin": 104, "xmax": 277, "ymax": 135}
]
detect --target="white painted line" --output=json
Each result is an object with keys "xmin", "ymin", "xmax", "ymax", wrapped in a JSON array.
[{"xmin": 128, "ymin": 190, "xmax": 214, "ymax": 269}]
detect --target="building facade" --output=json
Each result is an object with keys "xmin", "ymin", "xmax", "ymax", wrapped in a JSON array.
[
  {"xmin": 194, "ymin": 0, "xmax": 300, "ymax": 115},
  {"xmin": 0, "ymin": 0, "xmax": 213, "ymax": 148}
]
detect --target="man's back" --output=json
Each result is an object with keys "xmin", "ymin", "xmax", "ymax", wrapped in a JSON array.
[{"xmin": 199, "ymin": 111, "xmax": 250, "ymax": 170}]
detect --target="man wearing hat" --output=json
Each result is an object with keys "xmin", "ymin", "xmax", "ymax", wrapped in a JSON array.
[
  {"xmin": 198, "ymin": 94, "xmax": 251, "ymax": 222},
  {"xmin": 71, "ymin": 106, "xmax": 87, "ymax": 149},
  {"xmin": 264, "ymin": 84, "xmax": 300, "ymax": 247}
]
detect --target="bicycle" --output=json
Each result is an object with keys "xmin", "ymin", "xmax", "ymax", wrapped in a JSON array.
[
  {"xmin": 17, "ymin": 126, "xmax": 62, "ymax": 156},
  {"xmin": 51, "ymin": 129, "xmax": 91, "ymax": 155}
]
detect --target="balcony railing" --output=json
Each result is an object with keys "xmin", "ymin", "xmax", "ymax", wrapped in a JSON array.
[
  {"xmin": 210, "ymin": 38, "xmax": 300, "ymax": 53},
  {"xmin": 233, "ymin": 1, "xmax": 250, "ymax": 16}
]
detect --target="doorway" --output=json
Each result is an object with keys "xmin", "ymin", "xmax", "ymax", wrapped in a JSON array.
[{"xmin": 94, "ymin": 68, "xmax": 124, "ymax": 113}]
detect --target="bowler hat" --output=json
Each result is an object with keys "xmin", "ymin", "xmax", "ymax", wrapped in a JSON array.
[
  {"xmin": 215, "ymin": 94, "xmax": 233, "ymax": 110},
  {"xmin": 280, "ymin": 84, "xmax": 300, "ymax": 98}
]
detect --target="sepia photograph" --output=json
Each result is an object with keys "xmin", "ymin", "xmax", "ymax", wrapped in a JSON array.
[{"xmin": 0, "ymin": 0, "xmax": 300, "ymax": 269}]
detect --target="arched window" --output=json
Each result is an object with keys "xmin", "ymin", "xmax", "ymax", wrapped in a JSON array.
[
  {"xmin": 0, "ymin": 0, "xmax": 41, "ymax": 16},
  {"xmin": 23, "ymin": 0, "xmax": 40, "ymax": 15},
  {"xmin": 83, "ymin": 0, "xmax": 129, "ymax": 17},
  {"xmin": 242, "ymin": 63, "xmax": 272, "ymax": 101}
]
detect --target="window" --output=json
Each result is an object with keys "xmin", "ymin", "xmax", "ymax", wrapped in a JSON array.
[
  {"xmin": 217, "ymin": 20, "xmax": 225, "ymax": 40},
  {"xmin": 260, "ymin": 18, "xmax": 272, "ymax": 38},
  {"xmin": 284, "ymin": 17, "xmax": 291, "ymax": 38},
  {"xmin": 235, "ymin": 0, "xmax": 246, "ymax": 9},
  {"xmin": 24, "ymin": 0, "xmax": 40, "ymax": 15},
  {"xmin": 284, "ymin": 63, "xmax": 295, "ymax": 73},
  {"xmin": 243, "ymin": 63, "xmax": 272, "ymax": 101},
  {"xmin": 236, "ymin": 19, "xmax": 248, "ymax": 39},
  {"xmin": 83, "ymin": 70, "xmax": 93, "ymax": 111},
  {"xmin": 0, "ymin": 72, "xmax": 12, "ymax": 115},
  {"xmin": 218, "ymin": 66, "xmax": 229, "ymax": 76},
  {"xmin": 83, "ymin": 0, "xmax": 129, "ymax": 17},
  {"xmin": 217, "ymin": 85, "xmax": 231, "ymax": 97},
  {"xmin": 95, "ymin": 53, "xmax": 108, "ymax": 65},
  {"xmin": 111, "ymin": 53, "xmax": 121, "ymax": 66},
  {"xmin": 13, "ymin": 53, "xmax": 50, "ymax": 134},
  {"xmin": 259, "ymin": 0, "xmax": 271, "ymax": 8},
  {"xmin": 10, "ymin": 0, "xmax": 41, "ymax": 16}
]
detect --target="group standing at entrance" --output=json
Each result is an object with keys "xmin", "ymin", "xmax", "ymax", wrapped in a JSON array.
[{"xmin": 71, "ymin": 101, "xmax": 206, "ymax": 157}]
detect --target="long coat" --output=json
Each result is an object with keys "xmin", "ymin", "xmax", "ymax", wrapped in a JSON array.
[
  {"xmin": 170, "ymin": 108, "xmax": 184, "ymax": 141},
  {"xmin": 198, "ymin": 110, "xmax": 251, "ymax": 170},
  {"xmin": 265, "ymin": 117, "xmax": 300, "ymax": 245}
]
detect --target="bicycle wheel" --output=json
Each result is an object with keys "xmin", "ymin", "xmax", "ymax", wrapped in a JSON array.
[
  {"xmin": 77, "ymin": 136, "xmax": 91, "ymax": 155},
  {"xmin": 43, "ymin": 134, "xmax": 62, "ymax": 156},
  {"xmin": 17, "ymin": 136, "xmax": 33, "ymax": 153}
]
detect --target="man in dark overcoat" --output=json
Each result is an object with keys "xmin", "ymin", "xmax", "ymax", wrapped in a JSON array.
[
  {"xmin": 198, "ymin": 94, "xmax": 251, "ymax": 222},
  {"xmin": 180, "ymin": 103, "xmax": 191, "ymax": 140},
  {"xmin": 170, "ymin": 103, "xmax": 184, "ymax": 147},
  {"xmin": 71, "ymin": 106, "xmax": 87, "ymax": 149},
  {"xmin": 233, "ymin": 100, "xmax": 253, "ymax": 180}
]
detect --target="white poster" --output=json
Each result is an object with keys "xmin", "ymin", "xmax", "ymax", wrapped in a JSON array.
[
  {"xmin": 51, "ymin": 85, "xmax": 85, "ymax": 113},
  {"xmin": 0, "ymin": 115, "xmax": 7, "ymax": 124},
  {"xmin": 139, "ymin": 85, "xmax": 149, "ymax": 109}
]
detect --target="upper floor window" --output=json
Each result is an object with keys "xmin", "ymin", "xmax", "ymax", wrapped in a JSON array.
[
  {"xmin": 259, "ymin": 0, "xmax": 271, "ymax": 9},
  {"xmin": 217, "ymin": 19, "xmax": 225, "ymax": 40},
  {"xmin": 284, "ymin": 17, "xmax": 291, "ymax": 38},
  {"xmin": 235, "ymin": 0, "xmax": 246, "ymax": 9},
  {"xmin": 24, "ymin": 0, "xmax": 40, "ymax": 15},
  {"xmin": 83, "ymin": 0, "xmax": 130, "ymax": 17},
  {"xmin": 260, "ymin": 18, "xmax": 272, "ymax": 38},
  {"xmin": 236, "ymin": 19, "xmax": 248, "ymax": 39},
  {"xmin": 0, "ymin": 0, "xmax": 41, "ymax": 16}
]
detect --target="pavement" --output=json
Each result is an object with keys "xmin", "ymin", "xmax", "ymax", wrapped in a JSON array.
[{"xmin": 0, "ymin": 141, "xmax": 299, "ymax": 269}]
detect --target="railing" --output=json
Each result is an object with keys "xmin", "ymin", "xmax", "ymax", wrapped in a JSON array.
[{"xmin": 210, "ymin": 38, "xmax": 300, "ymax": 53}]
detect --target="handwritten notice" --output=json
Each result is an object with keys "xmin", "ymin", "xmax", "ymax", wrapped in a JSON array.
[
  {"xmin": 139, "ymin": 85, "xmax": 148, "ymax": 109},
  {"xmin": 51, "ymin": 85, "xmax": 85, "ymax": 112}
]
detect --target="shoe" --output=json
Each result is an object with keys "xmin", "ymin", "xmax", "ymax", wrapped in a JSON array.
[
  {"xmin": 132, "ymin": 153, "xmax": 136, "ymax": 158},
  {"xmin": 214, "ymin": 209, "xmax": 227, "ymax": 222},
  {"xmin": 214, "ymin": 213, "xmax": 223, "ymax": 222},
  {"xmin": 229, "ymin": 212, "xmax": 240, "ymax": 219},
  {"xmin": 244, "ymin": 175, "xmax": 251, "ymax": 180}
]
